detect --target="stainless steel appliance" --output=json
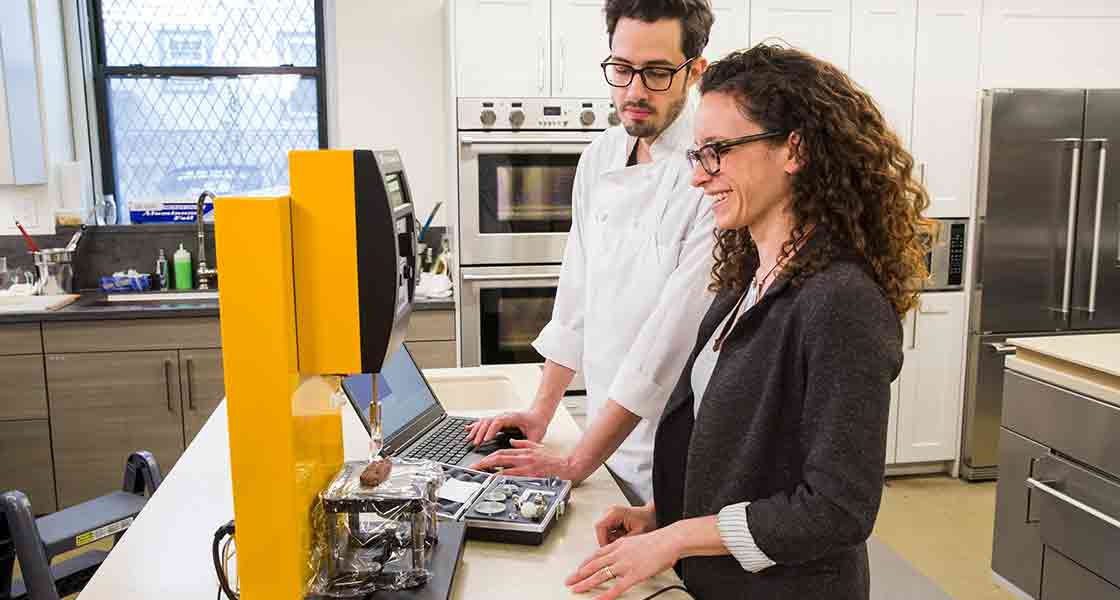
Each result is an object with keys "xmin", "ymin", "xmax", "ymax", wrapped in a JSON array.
[
  {"xmin": 459, "ymin": 264, "xmax": 559, "ymax": 365},
  {"xmin": 923, "ymin": 218, "xmax": 968, "ymax": 291},
  {"xmin": 992, "ymin": 366, "xmax": 1120, "ymax": 598},
  {"xmin": 962, "ymin": 89, "xmax": 1120, "ymax": 480},
  {"xmin": 457, "ymin": 98, "xmax": 614, "ymax": 266}
]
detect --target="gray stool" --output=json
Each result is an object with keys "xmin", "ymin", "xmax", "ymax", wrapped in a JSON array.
[{"xmin": 1, "ymin": 451, "xmax": 161, "ymax": 600}]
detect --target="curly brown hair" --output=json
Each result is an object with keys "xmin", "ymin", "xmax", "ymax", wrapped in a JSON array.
[{"xmin": 700, "ymin": 43, "xmax": 931, "ymax": 317}]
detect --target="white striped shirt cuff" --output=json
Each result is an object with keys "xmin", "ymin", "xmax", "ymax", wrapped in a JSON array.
[{"xmin": 718, "ymin": 501, "xmax": 777, "ymax": 573}]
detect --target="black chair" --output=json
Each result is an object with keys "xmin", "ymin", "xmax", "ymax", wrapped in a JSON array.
[{"xmin": 1, "ymin": 451, "xmax": 161, "ymax": 600}]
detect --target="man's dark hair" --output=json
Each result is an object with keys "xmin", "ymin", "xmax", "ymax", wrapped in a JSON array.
[{"xmin": 604, "ymin": 0, "xmax": 715, "ymax": 60}]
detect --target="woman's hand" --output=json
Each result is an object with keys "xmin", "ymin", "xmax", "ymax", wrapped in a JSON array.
[
  {"xmin": 465, "ymin": 409, "xmax": 549, "ymax": 447},
  {"xmin": 594, "ymin": 504, "xmax": 657, "ymax": 546},
  {"xmin": 565, "ymin": 526, "xmax": 683, "ymax": 600}
]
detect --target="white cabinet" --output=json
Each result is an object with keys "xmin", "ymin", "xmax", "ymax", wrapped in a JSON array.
[
  {"xmin": 893, "ymin": 291, "xmax": 966, "ymax": 464},
  {"xmin": 551, "ymin": 0, "xmax": 609, "ymax": 97},
  {"xmin": 849, "ymin": 0, "xmax": 916, "ymax": 149},
  {"xmin": 911, "ymin": 0, "xmax": 982, "ymax": 219},
  {"xmin": 455, "ymin": 0, "xmax": 550, "ymax": 97},
  {"xmin": 981, "ymin": 0, "xmax": 1120, "ymax": 89},
  {"xmin": 705, "ymin": 0, "xmax": 751, "ymax": 62},
  {"xmin": 750, "ymin": 0, "xmax": 852, "ymax": 71},
  {"xmin": 0, "ymin": 0, "xmax": 46, "ymax": 185}
]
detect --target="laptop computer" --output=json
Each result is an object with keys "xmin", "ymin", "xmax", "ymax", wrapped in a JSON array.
[{"xmin": 341, "ymin": 345, "xmax": 491, "ymax": 467}]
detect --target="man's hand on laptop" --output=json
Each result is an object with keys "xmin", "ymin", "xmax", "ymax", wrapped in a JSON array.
[
  {"xmin": 466, "ymin": 410, "xmax": 548, "ymax": 447},
  {"xmin": 468, "ymin": 439, "xmax": 576, "ymax": 480}
]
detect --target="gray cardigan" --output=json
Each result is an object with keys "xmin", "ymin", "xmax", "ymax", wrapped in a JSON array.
[{"xmin": 652, "ymin": 238, "xmax": 903, "ymax": 600}]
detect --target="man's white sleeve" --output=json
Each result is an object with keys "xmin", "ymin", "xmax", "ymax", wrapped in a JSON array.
[{"xmin": 607, "ymin": 198, "xmax": 716, "ymax": 419}]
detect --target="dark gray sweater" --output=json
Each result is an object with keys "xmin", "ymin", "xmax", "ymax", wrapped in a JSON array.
[{"xmin": 652, "ymin": 240, "xmax": 903, "ymax": 600}]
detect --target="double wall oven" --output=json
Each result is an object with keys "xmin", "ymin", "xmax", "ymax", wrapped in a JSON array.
[{"xmin": 457, "ymin": 98, "xmax": 615, "ymax": 387}]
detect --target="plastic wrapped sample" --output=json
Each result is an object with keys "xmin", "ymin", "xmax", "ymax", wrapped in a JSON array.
[{"xmin": 306, "ymin": 458, "xmax": 445, "ymax": 599}]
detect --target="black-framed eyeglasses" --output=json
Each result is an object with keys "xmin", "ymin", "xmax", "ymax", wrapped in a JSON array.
[
  {"xmin": 686, "ymin": 131, "xmax": 788, "ymax": 176},
  {"xmin": 600, "ymin": 56, "xmax": 697, "ymax": 92}
]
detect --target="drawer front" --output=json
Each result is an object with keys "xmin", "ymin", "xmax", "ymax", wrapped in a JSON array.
[
  {"xmin": 1004, "ymin": 370, "xmax": 1120, "ymax": 479},
  {"xmin": 406, "ymin": 311, "xmax": 454, "ymax": 342},
  {"xmin": 0, "ymin": 420, "xmax": 57, "ymax": 514},
  {"xmin": 44, "ymin": 317, "xmax": 221, "ymax": 353},
  {"xmin": 405, "ymin": 341, "xmax": 456, "ymax": 369},
  {"xmin": 1041, "ymin": 547, "xmax": 1120, "ymax": 600},
  {"xmin": 1033, "ymin": 454, "xmax": 1120, "ymax": 588},
  {"xmin": 0, "ymin": 322, "xmax": 42, "ymax": 355},
  {"xmin": 0, "ymin": 355, "xmax": 48, "ymax": 420}
]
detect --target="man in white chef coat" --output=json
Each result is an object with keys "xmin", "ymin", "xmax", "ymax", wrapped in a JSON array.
[{"xmin": 469, "ymin": 0, "xmax": 717, "ymax": 504}]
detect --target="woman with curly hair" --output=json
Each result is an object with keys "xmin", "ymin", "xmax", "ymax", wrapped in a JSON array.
[{"xmin": 565, "ymin": 43, "xmax": 929, "ymax": 600}]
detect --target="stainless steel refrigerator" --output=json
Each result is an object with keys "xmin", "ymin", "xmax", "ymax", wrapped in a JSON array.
[{"xmin": 962, "ymin": 89, "xmax": 1120, "ymax": 481}]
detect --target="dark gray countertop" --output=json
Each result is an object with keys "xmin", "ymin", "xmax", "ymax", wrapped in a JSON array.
[{"xmin": 0, "ymin": 291, "xmax": 453, "ymax": 324}]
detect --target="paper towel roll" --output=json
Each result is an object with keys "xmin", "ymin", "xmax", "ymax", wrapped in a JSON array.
[{"xmin": 55, "ymin": 161, "xmax": 85, "ymax": 211}]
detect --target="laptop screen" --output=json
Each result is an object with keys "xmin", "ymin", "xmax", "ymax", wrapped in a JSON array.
[{"xmin": 341, "ymin": 345, "xmax": 444, "ymax": 444}]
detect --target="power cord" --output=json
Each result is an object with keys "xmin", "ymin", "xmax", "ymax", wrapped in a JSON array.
[
  {"xmin": 640, "ymin": 585, "xmax": 695, "ymax": 600},
  {"xmin": 212, "ymin": 520, "xmax": 239, "ymax": 600}
]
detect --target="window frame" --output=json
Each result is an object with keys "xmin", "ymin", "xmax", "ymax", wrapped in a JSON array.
[{"xmin": 86, "ymin": 0, "xmax": 329, "ymax": 202}]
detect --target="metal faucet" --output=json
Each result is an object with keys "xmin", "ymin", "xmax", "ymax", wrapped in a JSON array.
[{"xmin": 196, "ymin": 191, "xmax": 218, "ymax": 290}]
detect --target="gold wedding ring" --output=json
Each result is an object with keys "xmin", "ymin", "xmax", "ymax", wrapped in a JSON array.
[{"xmin": 602, "ymin": 566, "xmax": 616, "ymax": 580}]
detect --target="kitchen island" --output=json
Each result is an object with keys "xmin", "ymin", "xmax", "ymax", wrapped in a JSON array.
[{"xmin": 992, "ymin": 333, "xmax": 1120, "ymax": 599}]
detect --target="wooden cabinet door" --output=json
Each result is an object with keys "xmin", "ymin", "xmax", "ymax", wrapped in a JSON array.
[
  {"xmin": 849, "ymin": 0, "xmax": 917, "ymax": 148},
  {"xmin": 750, "ymin": 0, "xmax": 852, "ymax": 70},
  {"xmin": 911, "ymin": 0, "xmax": 981, "ymax": 218},
  {"xmin": 551, "ymin": 0, "xmax": 608, "ymax": 98},
  {"xmin": 455, "ymin": 0, "xmax": 550, "ymax": 97},
  {"xmin": 181, "ymin": 349, "xmax": 225, "ymax": 444},
  {"xmin": 896, "ymin": 292, "xmax": 966, "ymax": 463},
  {"xmin": 0, "ymin": 420, "xmax": 56, "ymax": 514},
  {"xmin": 0, "ymin": 355, "xmax": 47, "ymax": 420},
  {"xmin": 46, "ymin": 350, "xmax": 185, "ymax": 508},
  {"xmin": 705, "ymin": 0, "xmax": 751, "ymax": 62}
]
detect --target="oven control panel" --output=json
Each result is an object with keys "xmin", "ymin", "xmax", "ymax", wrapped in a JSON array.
[{"xmin": 459, "ymin": 98, "xmax": 617, "ymax": 131}]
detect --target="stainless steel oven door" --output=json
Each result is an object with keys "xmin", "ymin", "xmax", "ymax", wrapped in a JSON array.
[
  {"xmin": 459, "ymin": 265, "xmax": 585, "ymax": 390},
  {"xmin": 458, "ymin": 131, "xmax": 597, "ymax": 265}
]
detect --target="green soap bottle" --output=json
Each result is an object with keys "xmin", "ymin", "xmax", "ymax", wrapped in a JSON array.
[{"xmin": 173, "ymin": 243, "xmax": 192, "ymax": 290}]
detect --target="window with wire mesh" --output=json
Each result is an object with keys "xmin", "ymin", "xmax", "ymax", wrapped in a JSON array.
[{"xmin": 93, "ymin": 0, "xmax": 324, "ymax": 221}]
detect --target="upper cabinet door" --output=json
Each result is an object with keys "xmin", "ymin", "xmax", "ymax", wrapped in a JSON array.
[
  {"xmin": 456, "ymin": 0, "xmax": 551, "ymax": 97},
  {"xmin": 705, "ymin": 0, "xmax": 751, "ymax": 63},
  {"xmin": 849, "ymin": 0, "xmax": 917, "ymax": 149},
  {"xmin": 552, "ymin": 0, "xmax": 610, "ymax": 98},
  {"xmin": 911, "ymin": 0, "xmax": 981, "ymax": 219},
  {"xmin": 981, "ymin": 0, "xmax": 1120, "ymax": 88},
  {"xmin": 750, "ymin": 0, "xmax": 852, "ymax": 71}
]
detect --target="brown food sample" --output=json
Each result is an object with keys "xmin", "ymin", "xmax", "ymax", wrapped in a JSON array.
[{"xmin": 360, "ymin": 458, "xmax": 393, "ymax": 487}]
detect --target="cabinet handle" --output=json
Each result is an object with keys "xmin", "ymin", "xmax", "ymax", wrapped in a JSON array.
[
  {"xmin": 909, "ymin": 310, "xmax": 918, "ymax": 350},
  {"xmin": 186, "ymin": 357, "xmax": 195, "ymax": 411},
  {"xmin": 558, "ymin": 36, "xmax": 565, "ymax": 93},
  {"xmin": 985, "ymin": 342, "xmax": 1017, "ymax": 356},
  {"xmin": 918, "ymin": 162, "xmax": 926, "ymax": 186},
  {"xmin": 537, "ymin": 35, "xmax": 545, "ymax": 92},
  {"xmin": 1027, "ymin": 477, "xmax": 1120, "ymax": 531},
  {"xmin": 164, "ymin": 359, "xmax": 174, "ymax": 413}
]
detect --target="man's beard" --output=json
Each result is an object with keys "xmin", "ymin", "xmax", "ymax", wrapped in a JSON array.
[{"xmin": 622, "ymin": 93, "xmax": 687, "ymax": 141}]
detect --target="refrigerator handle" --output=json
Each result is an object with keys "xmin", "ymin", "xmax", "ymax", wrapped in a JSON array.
[
  {"xmin": 1087, "ymin": 139, "xmax": 1109, "ymax": 314},
  {"xmin": 1058, "ymin": 139, "xmax": 1083, "ymax": 314}
]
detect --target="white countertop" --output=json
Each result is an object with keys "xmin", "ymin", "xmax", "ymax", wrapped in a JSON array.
[
  {"xmin": 76, "ymin": 364, "xmax": 680, "ymax": 600},
  {"xmin": 1007, "ymin": 333, "xmax": 1120, "ymax": 378},
  {"xmin": 1006, "ymin": 333, "xmax": 1120, "ymax": 408}
]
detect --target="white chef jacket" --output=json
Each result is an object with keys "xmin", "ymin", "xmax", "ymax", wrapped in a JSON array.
[{"xmin": 532, "ymin": 95, "xmax": 716, "ymax": 503}]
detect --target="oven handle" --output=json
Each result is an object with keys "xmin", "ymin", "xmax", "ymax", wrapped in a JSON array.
[
  {"xmin": 459, "ymin": 134, "xmax": 597, "ymax": 146},
  {"xmin": 1027, "ymin": 477, "xmax": 1120, "ymax": 530},
  {"xmin": 462, "ymin": 273, "xmax": 559, "ymax": 282}
]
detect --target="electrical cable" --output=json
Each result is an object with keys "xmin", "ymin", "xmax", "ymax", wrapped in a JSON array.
[
  {"xmin": 639, "ymin": 584, "xmax": 695, "ymax": 600},
  {"xmin": 212, "ymin": 520, "xmax": 239, "ymax": 600}
]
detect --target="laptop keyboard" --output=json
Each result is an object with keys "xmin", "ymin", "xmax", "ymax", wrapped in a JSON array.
[{"xmin": 399, "ymin": 416, "xmax": 476, "ymax": 464}]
